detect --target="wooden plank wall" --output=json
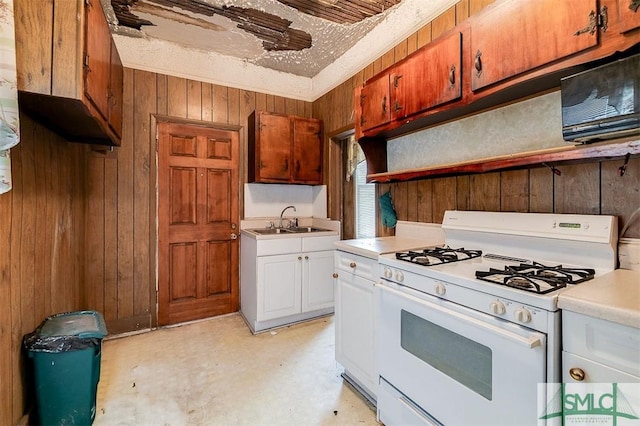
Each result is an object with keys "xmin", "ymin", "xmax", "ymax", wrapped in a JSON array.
[
  {"xmin": 0, "ymin": 114, "xmax": 87, "ymax": 425},
  {"xmin": 84, "ymin": 69, "xmax": 313, "ymax": 335},
  {"xmin": 313, "ymin": 0, "xmax": 640, "ymax": 240}
]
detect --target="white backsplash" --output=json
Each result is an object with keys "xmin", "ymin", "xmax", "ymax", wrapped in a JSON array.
[
  {"xmin": 244, "ymin": 183, "xmax": 328, "ymax": 218},
  {"xmin": 387, "ymin": 91, "xmax": 568, "ymax": 171}
]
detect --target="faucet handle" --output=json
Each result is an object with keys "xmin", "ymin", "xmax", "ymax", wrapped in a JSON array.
[
  {"xmin": 267, "ymin": 221, "xmax": 275, "ymax": 229},
  {"xmin": 292, "ymin": 217, "xmax": 299, "ymax": 228}
]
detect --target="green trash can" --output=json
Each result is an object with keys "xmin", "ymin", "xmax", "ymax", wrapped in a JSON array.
[{"xmin": 24, "ymin": 311, "xmax": 108, "ymax": 425}]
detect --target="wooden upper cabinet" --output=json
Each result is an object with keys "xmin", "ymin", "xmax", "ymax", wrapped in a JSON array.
[
  {"xmin": 617, "ymin": 0, "xmax": 640, "ymax": 33},
  {"xmin": 292, "ymin": 118, "xmax": 323, "ymax": 183},
  {"xmin": 359, "ymin": 73, "xmax": 391, "ymax": 132},
  {"xmin": 15, "ymin": 0, "xmax": 123, "ymax": 146},
  {"xmin": 470, "ymin": 0, "xmax": 599, "ymax": 91},
  {"xmin": 249, "ymin": 111, "xmax": 323, "ymax": 185},
  {"xmin": 391, "ymin": 31, "xmax": 462, "ymax": 119}
]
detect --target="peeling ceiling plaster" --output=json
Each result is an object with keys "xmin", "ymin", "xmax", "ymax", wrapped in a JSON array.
[{"xmin": 105, "ymin": 0, "xmax": 459, "ymax": 101}]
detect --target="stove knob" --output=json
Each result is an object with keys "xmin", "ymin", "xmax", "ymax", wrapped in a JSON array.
[
  {"xmin": 490, "ymin": 301, "xmax": 506, "ymax": 315},
  {"xmin": 384, "ymin": 267, "xmax": 393, "ymax": 279},
  {"xmin": 434, "ymin": 282, "xmax": 446, "ymax": 296},
  {"xmin": 395, "ymin": 271, "xmax": 405, "ymax": 282},
  {"xmin": 515, "ymin": 307, "xmax": 532, "ymax": 323}
]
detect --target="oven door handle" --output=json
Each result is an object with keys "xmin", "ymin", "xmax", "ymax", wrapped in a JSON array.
[{"xmin": 380, "ymin": 284, "xmax": 544, "ymax": 349}]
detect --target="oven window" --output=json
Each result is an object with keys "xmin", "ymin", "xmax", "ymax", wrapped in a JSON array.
[{"xmin": 400, "ymin": 310, "xmax": 493, "ymax": 400}]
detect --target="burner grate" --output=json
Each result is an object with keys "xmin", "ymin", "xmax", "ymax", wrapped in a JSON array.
[
  {"xmin": 475, "ymin": 263, "xmax": 595, "ymax": 294},
  {"xmin": 395, "ymin": 247, "xmax": 482, "ymax": 266}
]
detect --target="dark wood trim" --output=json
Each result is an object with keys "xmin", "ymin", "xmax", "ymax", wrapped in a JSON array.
[{"xmin": 154, "ymin": 114, "xmax": 243, "ymax": 132}]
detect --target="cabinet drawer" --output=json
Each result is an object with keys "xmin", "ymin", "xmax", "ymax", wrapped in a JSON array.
[
  {"xmin": 335, "ymin": 251, "xmax": 378, "ymax": 281},
  {"xmin": 256, "ymin": 238, "xmax": 302, "ymax": 256},
  {"xmin": 562, "ymin": 352, "xmax": 640, "ymax": 383},
  {"xmin": 302, "ymin": 235, "xmax": 339, "ymax": 252},
  {"xmin": 563, "ymin": 311, "xmax": 640, "ymax": 377}
]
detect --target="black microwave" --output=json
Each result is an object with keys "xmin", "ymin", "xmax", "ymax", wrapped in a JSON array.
[{"xmin": 561, "ymin": 54, "xmax": 639, "ymax": 143}]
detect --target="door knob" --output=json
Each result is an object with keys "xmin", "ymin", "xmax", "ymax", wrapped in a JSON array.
[{"xmin": 230, "ymin": 233, "xmax": 237, "ymax": 240}]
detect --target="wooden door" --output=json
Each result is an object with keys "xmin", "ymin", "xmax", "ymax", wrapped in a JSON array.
[
  {"xmin": 392, "ymin": 32, "xmax": 462, "ymax": 119},
  {"xmin": 470, "ymin": 0, "xmax": 599, "ymax": 91},
  {"xmin": 292, "ymin": 117, "xmax": 322, "ymax": 184},
  {"xmin": 157, "ymin": 122, "xmax": 239, "ymax": 325}
]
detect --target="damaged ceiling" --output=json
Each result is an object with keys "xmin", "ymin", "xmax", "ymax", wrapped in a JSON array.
[{"xmin": 104, "ymin": 0, "xmax": 458, "ymax": 100}]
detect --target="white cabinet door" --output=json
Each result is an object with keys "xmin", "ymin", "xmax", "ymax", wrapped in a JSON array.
[
  {"xmin": 302, "ymin": 250, "xmax": 335, "ymax": 312},
  {"xmin": 257, "ymin": 253, "xmax": 302, "ymax": 321},
  {"xmin": 335, "ymin": 271, "xmax": 377, "ymax": 397}
]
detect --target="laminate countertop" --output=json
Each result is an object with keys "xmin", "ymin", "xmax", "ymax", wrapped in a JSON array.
[
  {"xmin": 333, "ymin": 236, "xmax": 441, "ymax": 260},
  {"xmin": 558, "ymin": 269, "xmax": 640, "ymax": 328}
]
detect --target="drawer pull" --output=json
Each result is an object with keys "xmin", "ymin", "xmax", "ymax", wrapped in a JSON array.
[
  {"xmin": 569, "ymin": 367, "xmax": 585, "ymax": 381},
  {"xmin": 349, "ymin": 262, "xmax": 357, "ymax": 268}
]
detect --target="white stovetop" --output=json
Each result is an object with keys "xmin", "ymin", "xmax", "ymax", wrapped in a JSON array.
[{"xmin": 333, "ymin": 221, "xmax": 445, "ymax": 259}]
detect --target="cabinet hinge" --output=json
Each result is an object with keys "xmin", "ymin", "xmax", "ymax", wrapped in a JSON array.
[
  {"xmin": 83, "ymin": 53, "xmax": 90, "ymax": 68},
  {"xmin": 85, "ymin": 0, "xmax": 91, "ymax": 8}
]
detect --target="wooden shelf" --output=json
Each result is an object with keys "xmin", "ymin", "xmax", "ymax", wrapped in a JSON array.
[{"xmin": 366, "ymin": 138, "xmax": 640, "ymax": 183}]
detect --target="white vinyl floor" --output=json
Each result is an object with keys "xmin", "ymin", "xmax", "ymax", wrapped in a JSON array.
[{"xmin": 93, "ymin": 313, "xmax": 378, "ymax": 425}]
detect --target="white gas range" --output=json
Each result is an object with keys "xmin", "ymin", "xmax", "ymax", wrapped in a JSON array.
[{"xmin": 376, "ymin": 210, "xmax": 617, "ymax": 426}]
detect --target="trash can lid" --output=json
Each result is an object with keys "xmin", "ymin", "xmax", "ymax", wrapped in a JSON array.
[{"xmin": 40, "ymin": 311, "xmax": 108, "ymax": 339}]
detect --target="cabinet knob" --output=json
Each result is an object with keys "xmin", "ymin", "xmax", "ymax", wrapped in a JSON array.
[
  {"xmin": 474, "ymin": 50, "xmax": 483, "ymax": 77},
  {"xmin": 569, "ymin": 367, "xmax": 586, "ymax": 381},
  {"xmin": 449, "ymin": 64, "xmax": 456, "ymax": 86},
  {"xmin": 298, "ymin": 256, "xmax": 302, "ymax": 261},
  {"xmin": 304, "ymin": 255, "xmax": 309, "ymax": 260},
  {"xmin": 333, "ymin": 273, "xmax": 338, "ymax": 278},
  {"xmin": 349, "ymin": 262, "xmax": 357, "ymax": 268},
  {"xmin": 381, "ymin": 96, "xmax": 387, "ymax": 113}
]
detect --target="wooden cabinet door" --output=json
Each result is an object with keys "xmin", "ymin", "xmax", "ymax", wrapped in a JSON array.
[
  {"xmin": 108, "ymin": 38, "xmax": 123, "ymax": 138},
  {"xmin": 617, "ymin": 0, "xmax": 640, "ymax": 33},
  {"xmin": 292, "ymin": 118, "xmax": 322, "ymax": 184},
  {"xmin": 470, "ymin": 0, "xmax": 599, "ymax": 91},
  {"xmin": 257, "ymin": 254, "xmax": 302, "ymax": 321},
  {"xmin": 256, "ymin": 112, "xmax": 292, "ymax": 182},
  {"xmin": 84, "ymin": 0, "xmax": 111, "ymax": 121},
  {"xmin": 360, "ymin": 73, "xmax": 391, "ymax": 131},
  {"xmin": 392, "ymin": 31, "xmax": 462, "ymax": 119}
]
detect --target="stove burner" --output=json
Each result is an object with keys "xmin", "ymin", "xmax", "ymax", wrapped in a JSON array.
[
  {"xmin": 395, "ymin": 247, "xmax": 482, "ymax": 266},
  {"xmin": 475, "ymin": 263, "xmax": 595, "ymax": 294}
]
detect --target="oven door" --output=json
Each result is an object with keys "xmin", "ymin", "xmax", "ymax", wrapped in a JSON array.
[{"xmin": 377, "ymin": 281, "xmax": 547, "ymax": 426}]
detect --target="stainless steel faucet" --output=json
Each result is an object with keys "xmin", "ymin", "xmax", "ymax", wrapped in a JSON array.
[{"xmin": 279, "ymin": 205, "xmax": 296, "ymax": 228}]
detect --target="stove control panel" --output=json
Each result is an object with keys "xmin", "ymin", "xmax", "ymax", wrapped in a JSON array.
[{"xmin": 379, "ymin": 265, "xmax": 552, "ymax": 333}]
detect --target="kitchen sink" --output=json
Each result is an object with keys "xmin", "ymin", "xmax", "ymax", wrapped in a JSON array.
[
  {"xmin": 250, "ymin": 228, "xmax": 295, "ymax": 235},
  {"xmin": 287, "ymin": 227, "xmax": 329, "ymax": 233},
  {"xmin": 248, "ymin": 227, "xmax": 331, "ymax": 235}
]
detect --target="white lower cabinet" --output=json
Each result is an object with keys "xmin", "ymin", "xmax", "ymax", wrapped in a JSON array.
[
  {"xmin": 562, "ymin": 311, "xmax": 640, "ymax": 383},
  {"xmin": 241, "ymin": 233, "xmax": 338, "ymax": 333},
  {"xmin": 335, "ymin": 250, "xmax": 379, "ymax": 402},
  {"xmin": 258, "ymin": 250, "xmax": 335, "ymax": 321}
]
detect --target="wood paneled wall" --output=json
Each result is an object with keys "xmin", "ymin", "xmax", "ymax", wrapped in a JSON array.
[
  {"xmin": 0, "ymin": 114, "xmax": 87, "ymax": 425},
  {"xmin": 313, "ymin": 0, "xmax": 640, "ymax": 240},
  {"xmin": 84, "ymin": 69, "xmax": 313, "ymax": 335}
]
